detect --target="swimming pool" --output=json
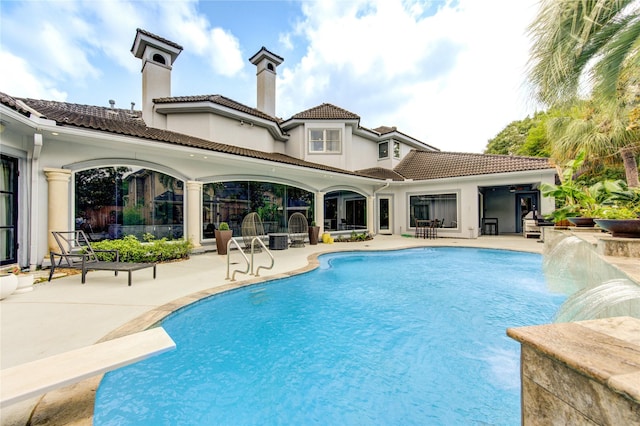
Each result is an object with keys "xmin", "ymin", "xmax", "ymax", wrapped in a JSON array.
[{"xmin": 95, "ymin": 247, "xmax": 565, "ymax": 424}]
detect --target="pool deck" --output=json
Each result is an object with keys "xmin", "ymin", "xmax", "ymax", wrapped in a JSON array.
[{"xmin": 1, "ymin": 235, "xmax": 543, "ymax": 425}]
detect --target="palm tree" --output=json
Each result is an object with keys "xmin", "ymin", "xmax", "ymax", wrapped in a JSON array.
[
  {"xmin": 527, "ymin": 0, "xmax": 640, "ymax": 187},
  {"xmin": 547, "ymin": 100, "xmax": 639, "ymax": 186}
]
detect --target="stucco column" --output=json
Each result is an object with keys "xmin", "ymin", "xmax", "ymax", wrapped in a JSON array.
[
  {"xmin": 44, "ymin": 168, "xmax": 72, "ymax": 253},
  {"xmin": 367, "ymin": 195, "xmax": 375, "ymax": 235},
  {"xmin": 186, "ymin": 181, "xmax": 203, "ymax": 248},
  {"xmin": 315, "ymin": 191, "xmax": 325, "ymax": 233}
]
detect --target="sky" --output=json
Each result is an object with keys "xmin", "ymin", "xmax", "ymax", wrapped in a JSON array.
[{"xmin": 0, "ymin": 0, "xmax": 542, "ymax": 153}]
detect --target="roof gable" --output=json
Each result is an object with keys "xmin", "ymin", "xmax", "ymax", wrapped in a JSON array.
[{"xmin": 291, "ymin": 103, "xmax": 360, "ymax": 120}]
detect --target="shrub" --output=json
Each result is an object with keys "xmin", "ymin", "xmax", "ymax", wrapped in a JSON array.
[
  {"xmin": 91, "ymin": 235, "xmax": 192, "ymax": 263},
  {"xmin": 218, "ymin": 222, "xmax": 230, "ymax": 231}
]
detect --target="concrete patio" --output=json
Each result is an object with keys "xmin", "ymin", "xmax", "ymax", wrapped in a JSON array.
[{"xmin": 1, "ymin": 235, "xmax": 544, "ymax": 425}]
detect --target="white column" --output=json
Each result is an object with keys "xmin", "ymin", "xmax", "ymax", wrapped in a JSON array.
[
  {"xmin": 44, "ymin": 168, "xmax": 72, "ymax": 253},
  {"xmin": 315, "ymin": 191, "xmax": 325, "ymax": 233},
  {"xmin": 186, "ymin": 181, "xmax": 203, "ymax": 248},
  {"xmin": 367, "ymin": 195, "xmax": 375, "ymax": 235}
]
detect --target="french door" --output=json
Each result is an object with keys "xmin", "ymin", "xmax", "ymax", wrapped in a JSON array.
[{"xmin": 1, "ymin": 155, "xmax": 18, "ymax": 265}]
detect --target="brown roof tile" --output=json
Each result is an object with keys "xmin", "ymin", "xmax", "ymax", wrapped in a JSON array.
[
  {"xmin": 133, "ymin": 28, "xmax": 183, "ymax": 51},
  {"xmin": 1, "ymin": 94, "xmax": 374, "ymax": 179},
  {"xmin": 291, "ymin": 103, "xmax": 360, "ymax": 120},
  {"xmin": 153, "ymin": 94, "xmax": 280, "ymax": 122},
  {"xmin": 356, "ymin": 167, "xmax": 406, "ymax": 181},
  {"xmin": 394, "ymin": 150, "xmax": 554, "ymax": 180}
]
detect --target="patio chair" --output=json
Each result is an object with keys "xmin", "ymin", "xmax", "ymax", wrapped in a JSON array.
[
  {"xmin": 48, "ymin": 230, "xmax": 156, "ymax": 286},
  {"xmin": 288, "ymin": 212, "xmax": 308, "ymax": 247},
  {"xmin": 241, "ymin": 212, "xmax": 265, "ymax": 252}
]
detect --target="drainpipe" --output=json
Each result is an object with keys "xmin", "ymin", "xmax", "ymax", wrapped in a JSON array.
[{"xmin": 29, "ymin": 133, "xmax": 43, "ymax": 271}]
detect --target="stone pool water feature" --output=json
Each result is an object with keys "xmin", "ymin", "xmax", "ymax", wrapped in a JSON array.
[{"xmin": 508, "ymin": 228, "xmax": 640, "ymax": 424}]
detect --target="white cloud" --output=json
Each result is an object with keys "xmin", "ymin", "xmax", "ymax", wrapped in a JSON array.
[
  {"xmin": 278, "ymin": 0, "xmax": 539, "ymax": 153},
  {"xmin": 207, "ymin": 28, "xmax": 245, "ymax": 77},
  {"xmin": 0, "ymin": 50, "xmax": 67, "ymax": 100}
]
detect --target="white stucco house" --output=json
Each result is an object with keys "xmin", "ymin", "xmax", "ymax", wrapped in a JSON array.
[{"xmin": 0, "ymin": 29, "xmax": 556, "ymax": 269}]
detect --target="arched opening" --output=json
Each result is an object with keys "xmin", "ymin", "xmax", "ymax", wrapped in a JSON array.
[
  {"xmin": 74, "ymin": 166, "xmax": 184, "ymax": 240},
  {"xmin": 324, "ymin": 190, "xmax": 367, "ymax": 231},
  {"xmin": 267, "ymin": 63, "xmax": 274, "ymax": 71},
  {"xmin": 201, "ymin": 181, "xmax": 314, "ymax": 239},
  {"xmin": 152, "ymin": 53, "xmax": 166, "ymax": 65}
]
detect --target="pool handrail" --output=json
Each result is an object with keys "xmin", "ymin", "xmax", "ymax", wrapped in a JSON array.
[{"xmin": 251, "ymin": 237, "xmax": 274, "ymax": 277}]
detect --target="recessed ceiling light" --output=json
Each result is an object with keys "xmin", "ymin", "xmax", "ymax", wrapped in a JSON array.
[
  {"xmin": 189, "ymin": 154, "xmax": 194, "ymax": 157},
  {"xmin": 51, "ymin": 132, "xmax": 59, "ymax": 136}
]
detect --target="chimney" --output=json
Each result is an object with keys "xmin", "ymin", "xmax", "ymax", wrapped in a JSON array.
[
  {"xmin": 249, "ymin": 47, "xmax": 283, "ymax": 117},
  {"xmin": 130, "ymin": 29, "xmax": 183, "ymax": 127}
]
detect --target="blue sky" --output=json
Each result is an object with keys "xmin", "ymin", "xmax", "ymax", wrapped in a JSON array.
[{"xmin": 0, "ymin": 0, "xmax": 540, "ymax": 153}]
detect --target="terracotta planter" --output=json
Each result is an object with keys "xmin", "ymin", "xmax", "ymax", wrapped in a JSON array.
[
  {"xmin": 594, "ymin": 219, "xmax": 640, "ymax": 238},
  {"xmin": 567, "ymin": 217, "xmax": 596, "ymax": 227},
  {"xmin": 215, "ymin": 230, "xmax": 233, "ymax": 255},
  {"xmin": 308, "ymin": 226, "xmax": 320, "ymax": 245}
]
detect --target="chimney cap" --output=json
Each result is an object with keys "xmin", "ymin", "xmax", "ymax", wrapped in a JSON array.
[
  {"xmin": 249, "ymin": 47, "xmax": 283, "ymax": 66},
  {"xmin": 131, "ymin": 28, "xmax": 183, "ymax": 64}
]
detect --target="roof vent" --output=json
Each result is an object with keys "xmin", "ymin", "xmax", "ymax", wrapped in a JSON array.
[
  {"xmin": 130, "ymin": 102, "xmax": 135, "ymax": 113},
  {"xmin": 109, "ymin": 99, "xmax": 115, "ymax": 109}
]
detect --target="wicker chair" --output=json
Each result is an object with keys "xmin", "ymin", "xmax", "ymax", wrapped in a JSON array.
[
  {"xmin": 288, "ymin": 212, "xmax": 308, "ymax": 248},
  {"xmin": 241, "ymin": 212, "xmax": 265, "ymax": 251}
]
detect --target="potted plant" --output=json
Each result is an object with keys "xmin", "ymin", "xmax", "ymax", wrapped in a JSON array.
[
  {"xmin": 215, "ymin": 222, "xmax": 233, "ymax": 255},
  {"xmin": 308, "ymin": 221, "xmax": 320, "ymax": 245}
]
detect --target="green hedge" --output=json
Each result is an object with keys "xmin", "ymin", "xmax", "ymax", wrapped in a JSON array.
[{"xmin": 91, "ymin": 234, "xmax": 192, "ymax": 263}]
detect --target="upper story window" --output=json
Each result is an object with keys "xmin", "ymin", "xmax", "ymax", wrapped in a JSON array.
[
  {"xmin": 309, "ymin": 129, "xmax": 341, "ymax": 153},
  {"xmin": 393, "ymin": 141, "xmax": 400, "ymax": 158},
  {"xmin": 378, "ymin": 141, "xmax": 389, "ymax": 159}
]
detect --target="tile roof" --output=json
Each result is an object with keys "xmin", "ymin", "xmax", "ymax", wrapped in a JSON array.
[
  {"xmin": 356, "ymin": 167, "xmax": 406, "ymax": 181},
  {"xmin": 291, "ymin": 103, "xmax": 360, "ymax": 120},
  {"xmin": 373, "ymin": 126, "xmax": 397, "ymax": 134},
  {"xmin": 0, "ymin": 93, "xmax": 377, "ymax": 180},
  {"xmin": 153, "ymin": 94, "xmax": 281, "ymax": 122},
  {"xmin": 394, "ymin": 150, "xmax": 554, "ymax": 180},
  {"xmin": 133, "ymin": 28, "xmax": 183, "ymax": 51}
]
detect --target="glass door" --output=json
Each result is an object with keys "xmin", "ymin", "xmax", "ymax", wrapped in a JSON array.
[
  {"xmin": 378, "ymin": 196, "xmax": 392, "ymax": 234},
  {"xmin": 1, "ymin": 155, "xmax": 18, "ymax": 265}
]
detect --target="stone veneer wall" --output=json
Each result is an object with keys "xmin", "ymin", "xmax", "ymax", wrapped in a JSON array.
[{"xmin": 508, "ymin": 317, "xmax": 640, "ymax": 425}]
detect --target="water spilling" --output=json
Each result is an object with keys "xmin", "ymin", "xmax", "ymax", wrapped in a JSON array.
[
  {"xmin": 544, "ymin": 231, "xmax": 640, "ymax": 322},
  {"xmin": 555, "ymin": 278, "xmax": 640, "ymax": 322}
]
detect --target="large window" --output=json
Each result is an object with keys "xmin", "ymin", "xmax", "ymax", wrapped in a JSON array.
[
  {"xmin": 309, "ymin": 129, "xmax": 341, "ymax": 153},
  {"xmin": 324, "ymin": 190, "xmax": 367, "ymax": 231},
  {"xmin": 409, "ymin": 193, "xmax": 458, "ymax": 228},
  {"xmin": 202, "ymin": 181, "xmax": 314, "ymax": 238},
  {"xmin": 75, "ymin": 167, "xmax": 184, "ymax": 240}
]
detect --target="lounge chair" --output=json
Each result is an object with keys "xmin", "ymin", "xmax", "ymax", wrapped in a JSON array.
[{"xmin": 48, "ymin": 230, "xmax": 156, "ymax": 286}]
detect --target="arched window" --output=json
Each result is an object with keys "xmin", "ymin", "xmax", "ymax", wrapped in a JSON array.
[
  {"xmin": 267, "ymin": 63, "xmax": 274, "ymax": 71},
  {"xmin": 202, "ymin": 181, "xmax": 314, "ymax": 238},
  {"xmin": 152, "ymin": 53, "xmax": 166, "ymax": 65},
  {"xmin": 75, "ymin": 167, "xmax": 184, "ymax": 240}
]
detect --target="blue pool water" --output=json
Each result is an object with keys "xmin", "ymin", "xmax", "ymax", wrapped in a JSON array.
[{"xmin": 95, "ymin": 247, "xmax": 565, "ymax": 425}]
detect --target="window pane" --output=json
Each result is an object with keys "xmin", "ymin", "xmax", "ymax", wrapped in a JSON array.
[
  {"xmin": 393, "ymin": 141, "xmax": 400, "ymax": 158},
  {"xmin": 409, "ymin": 193, "xmax": 457, "ymax": 228},
  {"xmin": 379, "ymin": 142, "xmax": 389, "ymax": 159},
  {"xmin": 75, "ymin": 167, "xmax": 184, "ymax": 240},
  {"xmin": 310, "ymin": 140, "xmax": 324, "ymax": 152}
]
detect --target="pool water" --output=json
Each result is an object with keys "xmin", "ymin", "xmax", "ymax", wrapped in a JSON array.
[{"xmin": 95, "ymin": 247, "xmax": 565, "ymax": 425}]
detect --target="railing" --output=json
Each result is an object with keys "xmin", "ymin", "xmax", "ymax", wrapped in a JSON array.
[
  {"xmin": 250, "ymin": 237, "xmax": 274, "ymax": 277},
  {"xmin": 225, "ymin": 237, "xmax": 274, "ymax": 281}
]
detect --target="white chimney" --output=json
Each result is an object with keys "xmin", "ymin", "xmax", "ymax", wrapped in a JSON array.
[
  {"xmin": 249, "ymin": 47, "xmax": 283, "ymax": 117},
  {"xmin": 131, "ymin": 29, "xmax": 183, "ymax": 127}
]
